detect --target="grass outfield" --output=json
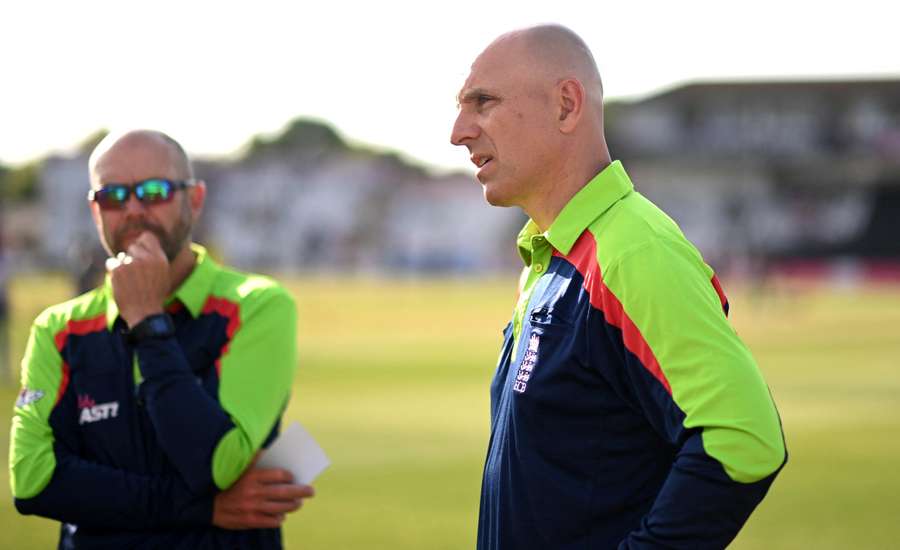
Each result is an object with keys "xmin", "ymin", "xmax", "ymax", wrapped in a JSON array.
[{"xmin": 2, "ymin": 274, "xmax": 899, "ymax": 549}]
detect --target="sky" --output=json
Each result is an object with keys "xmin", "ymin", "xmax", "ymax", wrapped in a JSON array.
[{"xmin": 1, "ymin": 0, "xmax": 898, "ymax": 172}]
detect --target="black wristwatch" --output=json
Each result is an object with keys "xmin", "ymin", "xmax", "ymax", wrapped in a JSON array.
[{"xmin": 127, "ymin": 313, "xmax": 176, "ymax": 344}]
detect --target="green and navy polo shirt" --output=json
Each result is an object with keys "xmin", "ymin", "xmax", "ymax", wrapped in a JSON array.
[
  {"xmin": 10, "ymin": 244, "xmax": 297, "ymax": 549},
  {"xmin": 478, "ymin": 161, "xmax": 786, "ymax": 549}
]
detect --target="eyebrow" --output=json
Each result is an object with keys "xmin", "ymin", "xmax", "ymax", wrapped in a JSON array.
[{"xmin": 457, "ymin": 87, "xmax": 494, "ymax": 106}]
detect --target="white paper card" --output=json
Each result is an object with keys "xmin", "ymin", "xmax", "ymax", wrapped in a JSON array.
[{"xmin": 256, "ymin": 421, "xmax": 330, "ymax": 485}]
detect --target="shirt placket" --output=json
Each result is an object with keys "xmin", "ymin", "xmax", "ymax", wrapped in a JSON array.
[{"xmin": 511, "ymin": 234, "xmax": 553, "ymax": 360}]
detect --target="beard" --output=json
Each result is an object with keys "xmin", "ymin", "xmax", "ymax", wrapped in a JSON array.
[{"xmin": 107, "ymin": 199, "xmax": 192, "ymax": 262}]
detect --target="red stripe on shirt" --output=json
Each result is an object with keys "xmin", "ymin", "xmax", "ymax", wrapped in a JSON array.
[
  {"xmin": 56, "ymin": 363, "xmax": 71, "ymax": 407},
  {"xmin": 554, "ymin": 232, "xmax": 672, "ymax": 395},
  {"xmin": 202, "ymin": 297, "xmax": 241, "ymax": 378},
  {"xmin": 53, "ymin": 314, "xmax": 106, "ymax": 406},
  {"xmin": 53, "ymin": 315, "xmax": 108, "ymax": 352},
  {"xmin": 710, "ymin": 274, "xmax": 729, "ymax": 316}
]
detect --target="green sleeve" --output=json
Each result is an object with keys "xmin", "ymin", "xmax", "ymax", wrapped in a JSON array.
[
  {"xmin": 210, "ymin": 286, "xmax": 298, "ymax": 489},
  {"xmin": 9, "ymin": 314, "xmax": 64, "ymax": 498},
  {"xmin": 604, "ymin": 238, "xmax": 785, "ymax": 483}
]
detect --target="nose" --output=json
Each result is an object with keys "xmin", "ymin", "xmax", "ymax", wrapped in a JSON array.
[
  {"xmin": 450, "ymin": 109, "xmax": 479, "ymax": 147},
  {"xmin": 122, "ymin": 190, "xmax": 147, "ymax": 214}
]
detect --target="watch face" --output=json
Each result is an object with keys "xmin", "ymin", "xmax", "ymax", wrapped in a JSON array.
[
  {"xmin": 131, "ymin": 314, "xmax": 175, "ymax": 342},
  {"xmin": 149, "ymin": 316, "xmax": 171, "ymax": 333}
]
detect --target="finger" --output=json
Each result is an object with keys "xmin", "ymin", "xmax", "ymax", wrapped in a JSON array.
[
  {"xmin": 251, "ymin": 468, "xmax": 295, "ymax": 485},
  {"xmin": 126, "ymin": 239, "xmax": 152, "ymax": 259},
  {"xmin": 244, "ymin": 512, "xmax": 284, "ymax": 530},
  {"xmin": 126, "ymin": 233, "xmax": 163, "ymax": 261},
  {"xmin": 135, "ymin": 230, "xmax": 162, "ymax": 250},
  {"xmin": 126, "ymin": 244, "xmax": 164, "ymax": 268},
  {"xmin": 264, "ymin": 483, "xmax": 315, "ymax": 500},
  {"xmin": 258, "ymin": 499, "xmax": 303, "ymax": 515}
]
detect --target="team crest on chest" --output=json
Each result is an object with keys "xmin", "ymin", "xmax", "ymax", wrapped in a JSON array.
[{"xmin": 513, "ymin": 331, "xmax": 540, "ymax": 393}]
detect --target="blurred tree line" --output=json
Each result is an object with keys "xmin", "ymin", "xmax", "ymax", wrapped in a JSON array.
[
  {"xmin": 0, "ymin": 129, "xmax": 108, "ymax": 204},
  {"xmin": 0, "ymin": 162, "xmax": 40, "ymax": 202}
]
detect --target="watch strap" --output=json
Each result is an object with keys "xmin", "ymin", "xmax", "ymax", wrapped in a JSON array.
[{"xmin": 127, "ymin": 313, "xmax": 176, "ymax": 344}]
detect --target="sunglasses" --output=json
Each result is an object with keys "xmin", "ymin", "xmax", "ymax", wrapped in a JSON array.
[{"xmin": 88, "ymin": 178, "xmax": 196, "ymax": 210}]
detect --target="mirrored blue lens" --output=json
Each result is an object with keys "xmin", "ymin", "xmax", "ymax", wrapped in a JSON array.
[{"xmin": 135, "ymin": 179, "xmax": 173, "ymax": 202}]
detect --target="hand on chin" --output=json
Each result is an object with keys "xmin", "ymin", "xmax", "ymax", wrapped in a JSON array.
[{"xmin": 108, "ymin": 231, "xmax": 171, "ymax": 328}]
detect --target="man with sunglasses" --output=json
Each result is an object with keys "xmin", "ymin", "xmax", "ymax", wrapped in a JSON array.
[{"xmin": 10, "ymin": 130, "xmax": 313, "ymax": 548}]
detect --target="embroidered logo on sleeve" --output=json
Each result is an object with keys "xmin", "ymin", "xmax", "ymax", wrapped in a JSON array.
[
  {"xmin": 78, "ymin": 394, "xmax": 119, "ymax": 425},
  {"xmin": 15, "ymin": 387, "xmax": 45, "ymax": 408},
  {"xmin": 513, "ymin": 332, "xmax": 540, "ymax": 393}
]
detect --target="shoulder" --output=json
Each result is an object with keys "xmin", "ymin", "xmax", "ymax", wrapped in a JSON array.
[
  {"xmin": 587, "ymin": 190, "xmax": 704, "ymax": 276},
  {"xmin": 207, "ymin": 264, "xmax": 295, "ymax": 316},
  {"xmin": 33, "ymin": 287, "xmax": 108, "ymax": 335}
]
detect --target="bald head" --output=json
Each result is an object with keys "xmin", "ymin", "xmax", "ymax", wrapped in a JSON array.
[
  {"xmin": 89, "ymin": 129, "xmax": 193, "ymax": 187},
  {"xmin": 483, "ymin": 24, "xmax": 604, "ymax": 112},
  {"xmin": 451, "ymin": 24, "xmax": 611, "ymax": 227},
  {"xmin": 86, "ymin": 129, "xmax": 206, "ymax": 263}
]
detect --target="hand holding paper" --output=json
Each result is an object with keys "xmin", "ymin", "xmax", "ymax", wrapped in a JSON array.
[{"xmin": 256, "ymin": 421, "xmax": 330, "ymax": 485}]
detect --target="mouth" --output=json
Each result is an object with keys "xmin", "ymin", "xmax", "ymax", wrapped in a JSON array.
[{"xmin": 470, "ymin": 153, "xmax": 494, "ymax": 174}]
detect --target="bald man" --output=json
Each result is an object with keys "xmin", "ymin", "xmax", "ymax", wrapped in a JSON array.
[
  {"xmin": 452, "ymin": 26, "xmax": 786, "ymax": 549},
  {"xmin": 10, "ymin": 130, "xmax": 313, "ymax": 549}
]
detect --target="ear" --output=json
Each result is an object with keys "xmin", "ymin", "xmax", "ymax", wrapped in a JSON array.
[
  {"xmin": 88, "ymin": 199, "xmax": 103, "ymax": 234},
  {"xmin": 557, "ymin": 78, "xmax": 585, "ymax": 134},
  {"xmin": 189, "ymin": 180, "xmax": 207, "ymax": 219}
]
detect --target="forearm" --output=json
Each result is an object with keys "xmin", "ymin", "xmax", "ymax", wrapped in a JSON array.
[
  {"xmin": 15, "ymin": 445, "xmax": 212, "ymax": 529},
  {"xmin": 136, "ymin": 288, "xmax": 297, "ymax": 492},
  {"xmin": 135, "ymin": 336, "xmax": 235, "ymax": 493},
  {"xmin": 619, "ymin": 434, "xmax": 785, "ymax": 550}
]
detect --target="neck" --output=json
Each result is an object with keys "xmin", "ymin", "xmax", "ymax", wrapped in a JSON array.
[
  {"xmin": 525, "ymin": 153, "xmax": 612, "ymax": 232},
  {"xmin": 167, "ymin": 244, "xmax": 197, "ymax": 294}
]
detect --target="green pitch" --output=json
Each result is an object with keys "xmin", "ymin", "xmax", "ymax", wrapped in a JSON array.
[{"xmin": 2, "ymin": 275, "xmax": 899, "ymax": 549}]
